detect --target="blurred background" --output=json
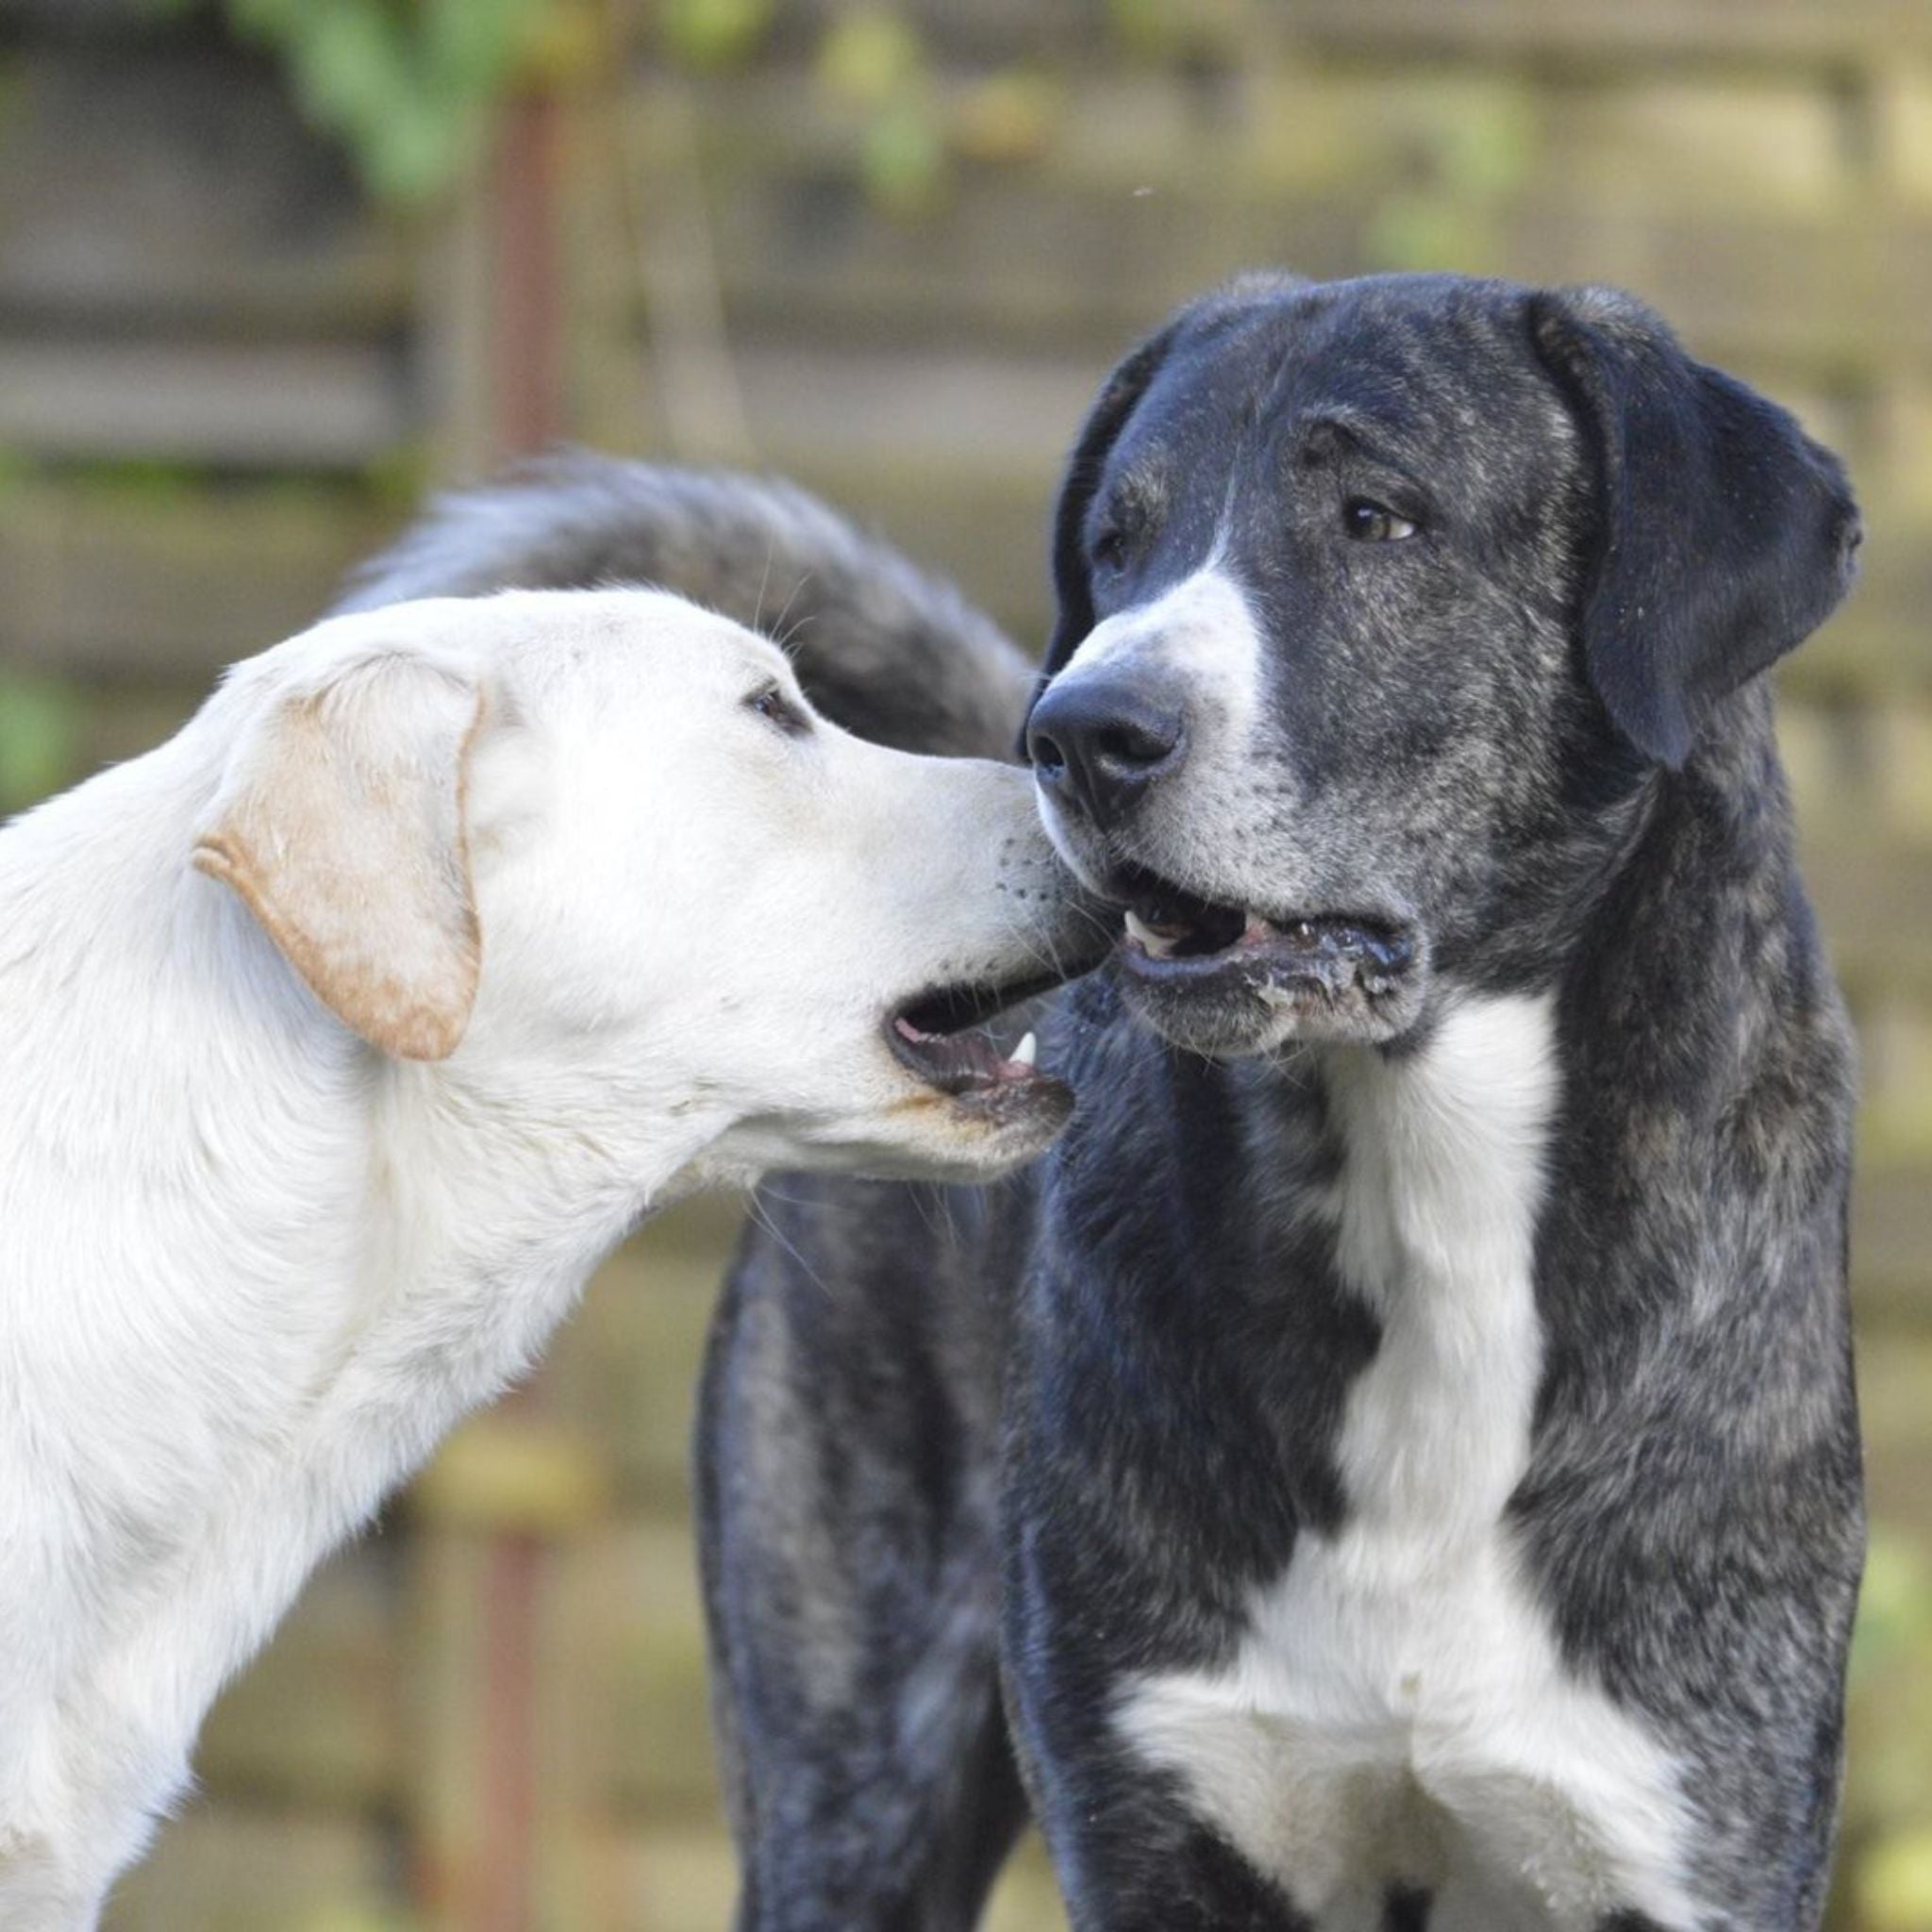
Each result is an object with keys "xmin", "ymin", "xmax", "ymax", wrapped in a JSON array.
[{"xmin": 2, "ymin": 0, "xmax": 1930, "ymax": 1925}]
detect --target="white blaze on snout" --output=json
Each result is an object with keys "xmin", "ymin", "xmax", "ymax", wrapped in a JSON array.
[
  {"xmin": 1115, "ymin": 994, "xmax": 1699, "ymax": 1930},
  {"xmin": 1059, "ymin": 564, "xmax": 1265, "ymax": 740},
  {"xmin": 1041, "ymin": 563, "xmax": 1269, "ymax": 883}
]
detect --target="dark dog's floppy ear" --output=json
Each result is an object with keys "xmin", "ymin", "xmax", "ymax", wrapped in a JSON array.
[
  {"xmin": 1021, "ymin": 324, "xmax": 1181, "ymax": 752},
  {"xmin": 1529, "ymin": 285, "xmax": 1860, "ymax": 769}
]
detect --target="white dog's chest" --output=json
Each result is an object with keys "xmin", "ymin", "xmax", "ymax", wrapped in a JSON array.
[{"xmin": 1115, "ymin": 996, "xmax": 1697, "ymax": 1930}]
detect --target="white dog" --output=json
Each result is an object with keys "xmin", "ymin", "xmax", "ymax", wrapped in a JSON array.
[{"xmin": 0, "ymin": 587, "xmax": 1093, "ymax": 1928}]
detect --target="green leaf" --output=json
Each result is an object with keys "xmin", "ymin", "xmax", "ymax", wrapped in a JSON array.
[{"xmin": 214, "ymin": 0, "xmax": 558, "ymax": 206}]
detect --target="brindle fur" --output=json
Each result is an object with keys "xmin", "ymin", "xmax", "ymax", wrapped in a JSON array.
[{"xmin": 349, "ymin": 272, "xmax": 1864, "ymax": 1931}]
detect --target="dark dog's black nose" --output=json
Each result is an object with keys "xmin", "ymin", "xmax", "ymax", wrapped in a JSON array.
[{"xmin": 1027, "ymin": 675, "xmax": 1187, "ymax": 825}]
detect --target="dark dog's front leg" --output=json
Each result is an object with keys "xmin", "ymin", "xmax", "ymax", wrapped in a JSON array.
[
  {"xmin": 1078, "ymin": 1826, "xmax": 1314, "ymax": 1932},
  {"xmin": 697, "ymin": 1175, "xmax": 1034, "ymax": 1932},
  {"xmin": 1001, "ymin": 1568, "xmax": 1307, "ymax": 1932},
  {"xmin": 1007, "ymin": 1743, "xmax": 1311, "ymax": 1932}
]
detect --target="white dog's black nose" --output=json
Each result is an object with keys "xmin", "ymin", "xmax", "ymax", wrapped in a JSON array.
[{"xmin": 1027, "ymin": 676, "xmax": 1188, "ymax": 825}]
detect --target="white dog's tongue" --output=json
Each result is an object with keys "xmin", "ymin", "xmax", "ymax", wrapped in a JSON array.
[{"xmin": 893, "ymin": 1016, "xmax": 1039, "ymax": 1093}]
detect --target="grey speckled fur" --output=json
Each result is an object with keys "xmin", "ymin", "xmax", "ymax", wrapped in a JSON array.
[
  {"xmin": 340, "ymin": 455, "xmax": 1033, "ymax": 760},
  {"xmin": 700, "ymin": 277, "xmax": 1861, "ymax": 1932},
  {"xmin": 344, "ymin": 269, "xmax": 1865, "ymax": 1932}
]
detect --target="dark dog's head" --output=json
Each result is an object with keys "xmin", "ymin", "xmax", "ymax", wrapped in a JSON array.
[{"xmin": 1025, "ymin": 272, "xmax": 1860, "ymax": 1058}]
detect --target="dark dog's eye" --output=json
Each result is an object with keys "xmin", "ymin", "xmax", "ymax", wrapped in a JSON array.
[
  {"xmin": 1092, "ymin": 526, "xmax": 1129, "ymax": 573},
  {"xmin": 746, "ymin": 682, "xmax": 811, "ymax": 736},
  {"xmin": 1343, "ymin": 498, "xmax": 1418, "ymax": 542}
]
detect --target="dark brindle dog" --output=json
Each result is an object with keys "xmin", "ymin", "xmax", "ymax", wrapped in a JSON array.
[{"xmin": 354, "ymin": 271, "xmax": 1865, "ymax": 1931}]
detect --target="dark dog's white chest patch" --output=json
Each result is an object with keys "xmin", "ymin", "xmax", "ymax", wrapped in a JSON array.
[{"xmin": 1115, "ymin": 994, "xmax": 1697, "ymax": 1930}]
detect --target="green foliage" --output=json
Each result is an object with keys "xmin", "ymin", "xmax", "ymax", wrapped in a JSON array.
[
  {"xmin": 238, "ymin": 0, "xmax": 556, "ymax": 203},
  {"xmin": 0, "ymin": 447, "xmax": 35, "ymax": 502},
  {"xmin": 816, "ymin": 4, "xmax": 924, "ymax": 103},
  {"xmin": 1852, "ymin": 1530, "xmax": 1932, "ymax": 1689},
  {"xmin": 659, "ymin": 0, "xmax": 774, "ymax": 72},
  {"xmin": 1844, "ymin": 1530, "xmax": 1932, "ymax": 1927},
  {"xmin": 1363, "ymin": 84, "xmax": 1537, "ymax": 275},
  {"xmin": 858, "ymin": 93, "xmax": 944, "ymax": 211},
  {"xmin": 814, "ymin": 7, "xmax": 944, "ymax": 213},
  {"xmin": 147, "ymin": 0, "xmax": 562, "ymax": 205},
  {"xmin": 298, "ymin": 1909, "xmax": 421, "ymax": 1932},
  {"xmin": 161, "ymin": 0, "xmax": 964, "ymax": 218},
  {"xmin": 0, "ymin": 673, "xmax": 80, "ymax": 817},
  {"xmin": 50, "ymin": 454, "xmax": 212, "ymax": 506},
  {"xmin": 1858, "ymin": 1828, "xmax": 1932, "ymax": 1932},
  {"xmin": 0, "ymin": 53, "xmax": 25, "ymax": 133},
  {"xmin": 1106, "ymin": 0, "xmax": 1175, "ymax": 57},
  {"xmin": 1104, "ymin": 0, "xmax": 1247, "ymax": 61},
  {"xmin": 358, "ymin": 441, "xmax": 437, "ymax": 514}
]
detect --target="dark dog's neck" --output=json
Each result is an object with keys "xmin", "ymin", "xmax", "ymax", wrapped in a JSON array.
[
  {"xmin": 1038, "ymin": 680, "xmax": 1853, "ymax": 1487},
  {"xmin": 1533, "ymin": 684, "xmax": 1856, "ymax": 1423},
  {"xmin": 1061, "ymin": 682, "xmax": 1853, "ymax": 1458}
]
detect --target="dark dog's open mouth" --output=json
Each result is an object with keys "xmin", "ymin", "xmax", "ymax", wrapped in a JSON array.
[
  {"xmin": 1108, "ymin": 866, "xmax": 1415, "ymax": 998},
  {"xmin": 886, "ymin": 974, "xmax": 1060, "ymax": 1102}
]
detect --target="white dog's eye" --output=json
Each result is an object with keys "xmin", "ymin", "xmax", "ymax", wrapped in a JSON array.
[
  {"xmin": 1343, "ymin": 497, "xmax": 1418, "ymax": 542},
  {"xmin": 746, "ymin": 681, "xmax": 812, "ymax": 737}
]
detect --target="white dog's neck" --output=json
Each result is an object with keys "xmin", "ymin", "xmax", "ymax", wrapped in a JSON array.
[
  {"xmin": 0, "ymin": 736, "xmax": 718, "ymax": 1724},
  {"xmin": 335, "ymin": 1046, "xmax": 721, "ymax": 1460}
]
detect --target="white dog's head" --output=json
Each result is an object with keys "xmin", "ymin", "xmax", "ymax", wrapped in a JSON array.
[{"xmin": 190, "ymin": 589, "xmax": 1104, "ymax": 1187}]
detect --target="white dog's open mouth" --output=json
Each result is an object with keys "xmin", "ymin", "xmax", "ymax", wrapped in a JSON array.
[{"xmin": 886, "ymin": 978, "xmax": 1058, "ymax": 1105}]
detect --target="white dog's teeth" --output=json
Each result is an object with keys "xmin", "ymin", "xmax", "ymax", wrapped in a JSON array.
[
  {"xmin": 1011, "ymin": 1031, "xmax": 1038, "ymax": 1068},
  {"xmin": 1124, "ymin": 908, "xmax": 1176, "ymax": 957}
]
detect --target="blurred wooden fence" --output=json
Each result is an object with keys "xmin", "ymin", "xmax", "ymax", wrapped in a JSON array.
[{"xmin": 4, "ymin": 0, "xmax": 1932, "ymax": 1925}]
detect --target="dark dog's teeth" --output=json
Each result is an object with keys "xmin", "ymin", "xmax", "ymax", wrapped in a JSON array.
[{"xmin": 1124, "ymin": 908, "xmax": 1192, "ymax": 958}]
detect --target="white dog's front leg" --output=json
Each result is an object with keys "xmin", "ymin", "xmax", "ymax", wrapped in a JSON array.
[
  {"xmin": 0, "ymin": 1817, "xmax": 145, "ymax": 1932},
  {"xmin": 0, "ymin": 1760, "xmax": 183, "ymax": 1932},
  {"xmin": 0, "ymin": 1674, "xmax": 195, "ymax": 1932}
]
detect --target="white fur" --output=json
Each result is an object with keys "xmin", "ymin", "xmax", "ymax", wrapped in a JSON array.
[
  {"xmin": 1060, "ymin": 562, "xmax": 1261, "ymax": 710},
  {"xmin": 1043, "ymin": 565, "xmax": 1267, "ymax": 891},
  {"xmin": 1117, "ymin": 994, "xmax": 1699, "ymax": 1929},
  {"xmin": 0, "ymin": 589, "xmax": 1069, "ymax": 1928}
]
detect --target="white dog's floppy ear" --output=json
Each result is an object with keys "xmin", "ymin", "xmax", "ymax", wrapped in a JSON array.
[{"xmin": 192, "ymin": 653, "xmax": 485, "ymax": 1060}]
